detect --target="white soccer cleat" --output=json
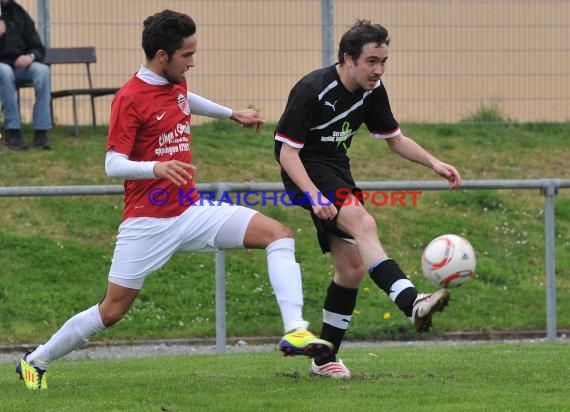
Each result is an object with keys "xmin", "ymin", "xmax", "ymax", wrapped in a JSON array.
[
  {"xmin": 310, "ymin": 358, "xmax": 351, "ymax": 379},
  {"xmin": 411, "ymin": 288, "xmax": 450, "ymax": 332}
]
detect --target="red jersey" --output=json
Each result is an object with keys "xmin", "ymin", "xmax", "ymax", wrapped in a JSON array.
[{"xmin": 107, "ymin": 74, "xmax": 200, "ymax": 220}]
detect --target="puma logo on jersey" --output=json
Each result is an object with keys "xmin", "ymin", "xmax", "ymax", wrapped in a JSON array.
[
  {"xmin": 156, "ymin": 112, "xmax": 166, "ymax": 120},
  {"xmin": 324, "ymin": 100, "xmax": 337, "ymax": 111}
]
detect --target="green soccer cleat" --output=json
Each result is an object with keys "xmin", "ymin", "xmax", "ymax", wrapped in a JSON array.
[
  {"xmin": 278, "ymin": 329, "xmax": 333, "ymax": 361},
  {"xmin": 16, "ymin": 353, "xmax": 47, "ymax": 390}
]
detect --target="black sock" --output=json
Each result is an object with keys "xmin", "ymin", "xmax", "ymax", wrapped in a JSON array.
[
  {"xmin": 369, "ymin": 259, "xmax": 417, "ymax": 317},
  {"xmin": 317, "ymin": 281, "xmax": 358, "ymax": 365}
]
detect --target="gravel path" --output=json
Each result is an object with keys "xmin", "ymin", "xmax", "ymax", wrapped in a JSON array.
[{"xmin": 2, "ymin": 333, "xmax": 568, "ymax": 365}]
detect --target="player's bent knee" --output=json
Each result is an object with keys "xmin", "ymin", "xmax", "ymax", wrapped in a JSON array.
[
  {"xmin": 335, "ymin": 267, "xmax": 366, "ymax": 287},
  {"xmin": 261, "ymin": 223, "xmax": 294, "ymax": 245},
  {"xmin": 345, "ymin": 264, "xmax": 366, "ymax": 280},
  {"xmin": 255, "ymin": 213, "xmax": 294, "ymax": 239},
  {"xmin": 273, "ymin": 223, "xmax": 294, "ymax": 240},
  {"xmin": 353, "ymin": 214, "xmax": 378, "ymax": 239},
  {"xmin": 359, "ymin": 212, "xmax": 377, "ymax": 230},
  {"xmin": 99, "ymin": 306, "xmax": 127, "ymax": 327},
  {"xmin": 243, "ymin": 215, "xmax": 294, "ymax": 248}
]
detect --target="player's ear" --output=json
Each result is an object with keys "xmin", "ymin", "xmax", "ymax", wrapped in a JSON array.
[{"xmin": 156, "ymin": 49, "xmax": 168, "ymax": 64}]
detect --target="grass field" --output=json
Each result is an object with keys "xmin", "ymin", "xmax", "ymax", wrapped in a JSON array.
[
  {"xmin": 2, "ymin": 343, "xmax": 569, "ymax": 411},
  {"xmin": 0, "ymin": 121, "xmax": 569, "ymax": 344}
]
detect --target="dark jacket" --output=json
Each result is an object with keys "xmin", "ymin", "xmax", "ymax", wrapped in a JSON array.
[{"xmin": 0, "ymin": 0, "xmax": 45, "ymax": 66}]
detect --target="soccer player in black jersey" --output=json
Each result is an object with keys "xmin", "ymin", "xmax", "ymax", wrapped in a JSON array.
[{"xmin": 274, "ymin": 20, "xmax": 462, "ymax": 379}]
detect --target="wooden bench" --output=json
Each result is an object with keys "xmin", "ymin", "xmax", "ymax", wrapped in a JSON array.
[
  {"xmin": 46, "ymin": 47, "xmax": 120, "ymax": 136},
  {"xmin": 17, "ymin": 47, "xmax": 120, "ymax": 136}
]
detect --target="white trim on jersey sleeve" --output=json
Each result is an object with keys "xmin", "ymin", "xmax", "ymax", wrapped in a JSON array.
[
  {"xmin": 274, "ymin": 132, "xmax": 305, "ymax": 149},
  {"xmin": 187, "ymin": 92, "xmax": 232, "ymax": 119},
  {"xmin": 371, "ymin": 127, "xmax": 401, "ymax": 139},
  {"xmin": 105, "ymin": 150, "xmax": 157, "ymax": 180}
]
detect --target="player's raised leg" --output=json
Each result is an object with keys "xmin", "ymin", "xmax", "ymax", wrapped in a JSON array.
[
  {"xmin": 239, "ymin": 212, "xmax": 333, "ymax": 360},
  {"xmin": 336, "ymin": 198, "xmax": 450, "ymax": 332}
]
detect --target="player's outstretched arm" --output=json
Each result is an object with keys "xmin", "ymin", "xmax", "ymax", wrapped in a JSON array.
[
  {"xmin": 187, "ymin": 92, "xmax": 264, "ymax": 132},
  {"xmin": 431, "ymin": 161, "xmax": 461, "ymax": 189},
  {"xmin": 229, "ymin": 109, "xmax": 265, "ymax": 133},
  {"xmin": 386, "ymin": 134, "xmax": 462, "ymax": 189}
]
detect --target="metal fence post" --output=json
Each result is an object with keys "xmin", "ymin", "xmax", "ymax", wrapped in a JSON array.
[
  {"xmin": 36, "ymin": 0, "xmax": 50, "ymax": 47},
  {"xmin": 321, "ymin": 0, "xmax": 334, "ymax": 67},
  {"xmin": 215, "ymin": 250, "xmax": 227, "ymax": 354},
  {"xmin": 214, "ymin": 184, "xmax": 230, "ymax": 354},
  {"xmin": 542, "ymin": 180, "xmax": 558, "ymax": 342}
]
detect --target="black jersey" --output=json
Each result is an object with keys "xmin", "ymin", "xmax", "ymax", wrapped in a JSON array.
[{"xmin": 274, "ymin": 64, "xmax": 400, "ymax": 180}]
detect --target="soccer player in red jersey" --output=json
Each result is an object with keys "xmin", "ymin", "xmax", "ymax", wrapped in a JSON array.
[{"xmin": 16, "ymin": 10, "xmax": 331, "ymax": 390}]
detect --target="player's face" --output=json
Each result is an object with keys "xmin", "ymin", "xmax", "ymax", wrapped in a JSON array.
[
  {"xmin": 163, "ymin": 34, "xmax": 197, "ymax": 84},
  {"xmin": 348, "ymin": 42, "xmax": 389, "ymax": 91}
]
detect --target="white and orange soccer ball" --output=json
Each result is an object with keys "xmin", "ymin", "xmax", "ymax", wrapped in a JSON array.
[{"xmin": 421, "ymin": 234, "xmax": 476, "ymax": 288}]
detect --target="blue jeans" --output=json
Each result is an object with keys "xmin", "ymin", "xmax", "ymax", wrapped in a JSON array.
[{"xmin": 0, "ymin": 61, "xmax": 53, "ymax": 130}]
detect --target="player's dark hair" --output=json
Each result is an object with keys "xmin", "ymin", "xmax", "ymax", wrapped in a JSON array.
[
  {"xmin": 337, "ymin": 19, "xmax": 390, "ymax": 64},
  {"xmin": 142, "ymin": 10, "xmax": 196, "ymax": 61}
]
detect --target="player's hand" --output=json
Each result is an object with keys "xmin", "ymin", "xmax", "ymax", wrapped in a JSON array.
[
  {"xmin": 230, "ymin": 109, "xmax": 265, "ymax": 133},
  {"xmin": 0, "ymin": 20, "xmax": 6, "ymax": 36},
  {"xmin": 433, "ymin": 161, "xmax": 461, "ymax": 189},
  {"xmin": 14, "ymin": 54, "xmax": 34, "ymax": 70},
  {"xmin": 153, "ymin": 160, "xmax": 196, "ymax": 186},
  {"xmin": 311, "ymin": 194, "xmax": 338, "ymax": 220}
]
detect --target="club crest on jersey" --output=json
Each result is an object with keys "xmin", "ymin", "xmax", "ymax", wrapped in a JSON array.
[
  {"xmin": 177, "ymin": 93, "xmax": 190, "ymax": 115},
  {"xmin": 320, "ymin": 121, "xmax": 353, "ymax": 151}
]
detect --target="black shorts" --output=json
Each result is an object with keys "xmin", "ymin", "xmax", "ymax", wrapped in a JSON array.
[{"xmin": 282, "ymin": 166, "xmax": 362, "ymax": 253}]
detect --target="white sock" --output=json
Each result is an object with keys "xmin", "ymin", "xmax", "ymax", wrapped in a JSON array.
[
  {"xmin": 266, "ymin": 238, "xmax": 309, "ymax": 333},
  {"xmin": 28, "ymin": 304, "xmax": 105, "ymax": 370}
]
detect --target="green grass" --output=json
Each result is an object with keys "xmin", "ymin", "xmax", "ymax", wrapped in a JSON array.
[
  {"xmin": 1, "ymin": 343, "xmax": 569, "ymax": 411},
  {"xmin": 459, "ymin": 103, "xmax": 516, "ymax": 123},
  {"xmin": 0, "ymin": 122, "xmax": 570, "ymax": 344}
]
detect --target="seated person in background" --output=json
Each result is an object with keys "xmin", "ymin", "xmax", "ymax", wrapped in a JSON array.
[{"xmin": 0, "ymin": 0, "xmax": 52, "ymax": 150}]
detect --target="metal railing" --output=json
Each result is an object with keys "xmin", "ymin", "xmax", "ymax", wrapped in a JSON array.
[{"xmin": 1, "ymin": 178, "xmax": 569, "ymax": 352}]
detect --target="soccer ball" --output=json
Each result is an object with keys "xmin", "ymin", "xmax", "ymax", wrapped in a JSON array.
[{"xmin": 421, "ymin": 234, "xmax": 476, "ymax": 288}]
